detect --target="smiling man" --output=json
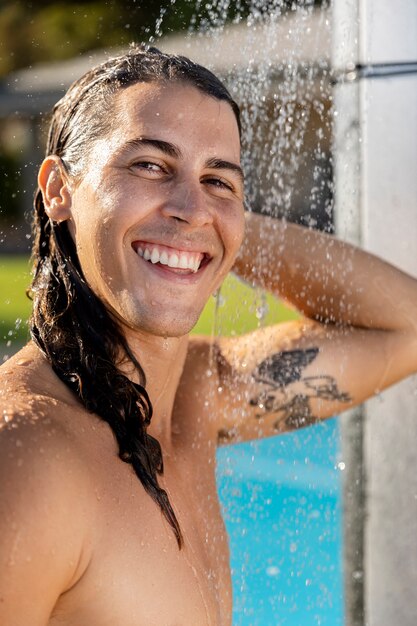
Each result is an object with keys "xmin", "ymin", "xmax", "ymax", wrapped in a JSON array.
[{"xmin": 1, "ymin": 46, "xmax": 417, "ymax": 626}]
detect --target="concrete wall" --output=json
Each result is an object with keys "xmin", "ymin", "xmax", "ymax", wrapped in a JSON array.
[
  {"xmin": 334, "ymin": 0, "xmax": 417, "ymax": 624},
  {"xmin": 361, "ymin": 1, "xmax": 417, "ymax": 624},
  {"xmin": 332, "ymin": 3, "xmax": 366, "ymax": 624}
]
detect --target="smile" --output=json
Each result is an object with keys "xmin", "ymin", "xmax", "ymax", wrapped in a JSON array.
[{"xmin": 132, "ymin": 241, "xmax": 210, "ymax": 275}]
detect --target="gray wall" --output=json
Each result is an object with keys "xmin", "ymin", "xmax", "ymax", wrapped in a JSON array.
[{"xmin": 334, "ymin": 0, "xmax": 417, "ymax": 624}]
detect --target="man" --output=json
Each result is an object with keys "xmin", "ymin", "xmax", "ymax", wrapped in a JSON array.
[{"xmin": 0, "ymin": 46, "xmax": 416, "ymax": 625}]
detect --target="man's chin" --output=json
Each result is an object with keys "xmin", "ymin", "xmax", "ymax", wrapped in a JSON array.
[{"xmin": 122, "ymin": 308, "xmax": 204, "ymax": 340}]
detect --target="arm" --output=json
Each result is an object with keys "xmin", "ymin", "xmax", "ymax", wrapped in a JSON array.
[
  {"xmin": 233, "ymin": 212, "xmax": 417, "ymax": 333},
  {"xmin": 0, "ymin": 416, "xmax": 92, "ymax": 625},
  {"xmin": 212, "ymin": 212, "xmax": 417, "ymax": 445}
]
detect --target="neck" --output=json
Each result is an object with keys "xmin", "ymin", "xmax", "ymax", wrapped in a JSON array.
[{"xmin": 120, "ymin": 328, "xmax": 189, "ymax": 446}]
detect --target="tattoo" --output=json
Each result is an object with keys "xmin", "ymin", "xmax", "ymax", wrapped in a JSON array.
[
  {"xmin": 249, "ymin": 348, "xmax": 352, "ymax": 431},
  {"xmin": 254, "ymin": 348, "xmax": 319, "ymax": 387}
]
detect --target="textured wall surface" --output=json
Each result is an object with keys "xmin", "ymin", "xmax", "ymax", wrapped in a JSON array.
[
  {"xmin": 361, "ymin": 1, "xmax": 417, "ymax": 622},
  {"xmin": 334, "ymin": 0, "xmax": 417, "ymax": 624}
]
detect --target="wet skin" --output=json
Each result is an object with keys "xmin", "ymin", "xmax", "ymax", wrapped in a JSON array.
[
  {"xmin": 62, "ymin": 81, "xmax": 245, "ymax": 339},
  {"xmin": 3, "ymin": 80, "xmax": 417, "ymax": 626},
  {"xmin": 0, "ymin": 83, "xmax": 245, "ymax": 626},
  {"xmin": 1, "ymin": 341, "xmax": 232, "ymax": 626}
]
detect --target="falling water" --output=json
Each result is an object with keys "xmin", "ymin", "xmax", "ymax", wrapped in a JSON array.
[
  {"xmin": 152, "ymin": 3, "xmax": 342, "ymax": 625},
  {"xmin": 159, "ymin": 0, "xmax": 335, "ymax": 337},
  {"xmin": 165, "ymin": 0, "xmax": 333, "ymax": 230},
  {"xmin": 1, "ymin": 1, "xmax": 416, "ymax": 623},
  {"xmin": 0, "ymin": 2, "xmax": 342, "ymax": 624}
]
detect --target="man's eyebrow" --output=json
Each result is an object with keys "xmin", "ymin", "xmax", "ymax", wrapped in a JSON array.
[
  {"xmin": 118, "ymin": 138, "xmax": 244, "ymax": 183},
  {"xmin": 205, "ymin": 157, "xmax": 245, "ymax": 184},
  {"xmin": 118, "ymin": 137, "xmax": 182, "ymax": 159}
]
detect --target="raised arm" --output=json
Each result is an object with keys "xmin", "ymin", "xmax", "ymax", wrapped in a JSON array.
[
  {"xmin": 233, "ymin": 212, "xmax": 417, "ymax": 333},
  {"xmin": 211, "ymin": 212, "xmax": 417, "ymax": 445}
]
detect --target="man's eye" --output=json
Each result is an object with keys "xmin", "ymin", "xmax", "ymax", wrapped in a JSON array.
[
  {"xmin": 204, "ymin": 177, "xmax": 234, "ymax": 191},
  {"xmin": 132, "ymin": 161, "xmax": 164, "ymax": 172}
]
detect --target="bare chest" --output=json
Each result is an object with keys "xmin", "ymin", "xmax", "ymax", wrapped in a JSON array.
[{"xmin": 49, "ymin": 445, "xmax": 232, "ymax": 626}]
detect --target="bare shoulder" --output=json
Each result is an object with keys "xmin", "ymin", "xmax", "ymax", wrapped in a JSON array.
[
  {"xmin": 0, "ymin": 343, "xmax": 92, "ymax": 475},
  {"xmin": 0, "ymin": 344, "xmax": 98, "ymax": 508},
  {"xmin": 0, "ymin": 344, "xmax": 96, "ymax": 623}
]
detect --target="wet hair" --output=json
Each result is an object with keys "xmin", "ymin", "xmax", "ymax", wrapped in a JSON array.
[{"xmin": 30, "ymin": 45, "xmax": 241, "ymax": 548}]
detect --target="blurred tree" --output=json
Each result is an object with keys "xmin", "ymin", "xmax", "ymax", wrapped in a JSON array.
[
  {"xmin": 0, "ymin": 151, "xmax": 20, "ymax": 223},
  {"xmin": 0, "ymin": 0, "xmax": 328, "ymax": 76},
  {"xmin": 0, "ymin": 0, "xmax": 330, "ymax": 231},
  {"xmin": 0, "ymin": 0, "xmax": 202, "ymax": 76}
]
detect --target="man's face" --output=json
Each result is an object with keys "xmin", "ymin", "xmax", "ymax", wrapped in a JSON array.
[{"xmin": 67, "ymin": 81, "xmax": 245, "ymax": 337}]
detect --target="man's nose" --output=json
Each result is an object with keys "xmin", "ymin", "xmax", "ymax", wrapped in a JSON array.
[{"xmin": 160, "ymin": 182, "xmax": 214, "ymax": 227}]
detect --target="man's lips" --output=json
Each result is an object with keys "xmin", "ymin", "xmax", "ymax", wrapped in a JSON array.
[{"xmin": 132, "ymin": 240, "xmax": 211, "ymax": 274}]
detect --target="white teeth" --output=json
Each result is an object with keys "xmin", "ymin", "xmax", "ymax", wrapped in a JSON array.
[
  {"xmin": 168, "ymin": 253, "xmax": 179, "ymax": 268},
  {"xmin": 178, "ymin": 253, "xmax": 188, "ymax": 269},
  {"xmin": 137, "ymin": 244, "xmax": 205, "ymax": 272},
  {"xmin": 159, "ymin": 251, "xmax": 169, "ymax": 265}
]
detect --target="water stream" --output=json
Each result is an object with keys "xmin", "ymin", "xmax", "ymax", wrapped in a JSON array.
[
  {"xmin": 176, "ymin": 2, "xmax": 343, "ymax": 624},
  {"xmin": 0, "ymin": 1, "xmax": 343, "ymax": 623}
]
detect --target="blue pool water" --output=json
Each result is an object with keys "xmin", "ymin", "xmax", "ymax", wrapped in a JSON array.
[{"xmin": 216, "ymin": 417, "xmax": 344, "ymax": 626}]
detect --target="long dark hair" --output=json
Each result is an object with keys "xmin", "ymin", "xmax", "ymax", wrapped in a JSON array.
[{"xmin": 30, "ymin": 45, "xmax": 241, "ymax": 548}]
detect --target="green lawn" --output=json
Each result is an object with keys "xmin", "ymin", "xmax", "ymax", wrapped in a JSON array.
[
  {"xmin": 0, "ymin": 256, "xmax": 299, "ymax": 351},
  {"xmin": 192, "ymin": 272, "xmax": 300, "ymax": 335},
  {"xmin": 0, "ymin": 256, "xmax": 32, "ymax": 346}
]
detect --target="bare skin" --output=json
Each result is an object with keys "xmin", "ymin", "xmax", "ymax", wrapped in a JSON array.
[
  {"xmin": 0, "ymin": 340, "xmax": 231, "ymax": 626},
  {"xmin": 1, "ymin": 81, "xmax": 417, "ymax": 626}
]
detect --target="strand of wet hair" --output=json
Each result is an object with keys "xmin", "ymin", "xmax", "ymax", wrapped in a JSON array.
[{"xmin": 29, "ymin": 200, "xmax": 183, "ymax": 548}]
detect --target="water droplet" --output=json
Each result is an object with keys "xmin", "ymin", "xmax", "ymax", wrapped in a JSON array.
[
  {"xmin": 266, "ymin": 565, "xmax": 280, "ymax": 577},
  {"xmin": 217, "ymin": 293, "xmax": 226, "ymax": 307},
  {"xmin": 16, "ymin": 359, "xmax": 31, "ymax": 367}
]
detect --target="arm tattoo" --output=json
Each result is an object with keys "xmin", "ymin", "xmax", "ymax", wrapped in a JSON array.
[
  {"xmin": 249, "ymin": 348, "xmax": 352, "ymax": 431},
  {"xmin": 254, "ymin": 347, "xmax": 319, "ymax": 386}
]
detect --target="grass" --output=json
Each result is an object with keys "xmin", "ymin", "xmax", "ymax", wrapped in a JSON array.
[
  {"xmin": 0, "ymin": 256, "xmax": 32, "ymax": 346},
  {"xmin": 192, "ymin": 273, "xmax": 300, "ymax": 335},
  {"xmin": 0, "ymin": 255, "xmax": 299, "ymax": 352}
]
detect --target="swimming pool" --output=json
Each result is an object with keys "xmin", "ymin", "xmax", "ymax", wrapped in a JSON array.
[{"xmin": 216, "ymin": 416, "xmax": 344, "ymax": 626}]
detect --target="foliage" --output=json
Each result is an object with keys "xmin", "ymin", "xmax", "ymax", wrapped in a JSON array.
[
  {"xmin": 0, "ymin": 152, "xmax": 21, "ymax": 223},
  {"xmin": 0, "ymin": 0, "xmax": 198, "ymax": 76},
  {"xmin": 0, "ymin": 0, "xmax": 328, "ymax": 77}
]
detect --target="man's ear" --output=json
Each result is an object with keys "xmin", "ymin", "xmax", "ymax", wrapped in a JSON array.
[{"xmin": 38, "ymin": 156, "xmax": 72, "ymax": 223}]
